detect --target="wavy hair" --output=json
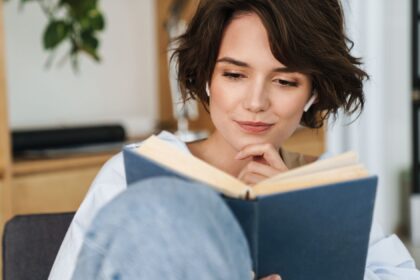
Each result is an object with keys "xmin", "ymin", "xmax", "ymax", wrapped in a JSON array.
[{"xmin": 172, "ymin": 0, "xmax": 368, "ymax": 128}]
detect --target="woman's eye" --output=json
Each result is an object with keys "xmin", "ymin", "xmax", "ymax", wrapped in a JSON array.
[
  {"xmin": 222, "ymin": 72, "xmax": 245, "ymax": 80},
  {"xmin": 274, "ymin": 79, "xmax": 298, "ymax": 87}
]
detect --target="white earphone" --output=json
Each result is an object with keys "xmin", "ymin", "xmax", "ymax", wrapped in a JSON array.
[
  {"xmin": 205, "ymin": 83, "xmax": 210, "ymax": 97},
  {"xmin": 304, "ymin": 93, "xmax": 318, "ymax": 112}
]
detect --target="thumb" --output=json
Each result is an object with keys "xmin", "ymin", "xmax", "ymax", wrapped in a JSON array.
[{"xmin": 260, "ymin": 274, "xmax": 281, "ymax": 280}]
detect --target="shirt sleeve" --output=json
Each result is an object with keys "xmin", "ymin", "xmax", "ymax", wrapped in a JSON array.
[
  {"xmin": 48, "ymin": 152, "xmax": 127, "ymax": 280},
  {"xmin": 364, "ymin": 222, "xmax": 420, "ymax": 280}
]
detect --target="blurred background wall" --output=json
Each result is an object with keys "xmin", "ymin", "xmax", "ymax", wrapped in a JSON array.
[
  {"xmin": 328, "ymin": 0, "xmax": 412, "ymax": 235},
  {"xmin": 4, "ymin": 0, "xmax": 158, "ymax": 137}
]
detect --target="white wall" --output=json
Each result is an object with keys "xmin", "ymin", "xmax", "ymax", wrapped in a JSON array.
[
  {"xmin": 4, "ymin": 0, "xmax": 157, "ymax": 137},
  {"xmin": 382, "ymin": 0, "xmax": 412, "ymax": 233},
  {"xmin": 329, "ymin": 0, "xmax": 411, "ymax": 234}
]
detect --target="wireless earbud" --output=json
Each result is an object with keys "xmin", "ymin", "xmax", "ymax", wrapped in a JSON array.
[
  {"xmin": 304, "ymin": 93, "xmax": 318, "ymax": 112},
  {"xmin": 205, "ymin": 83, "xmax": 210, "ymax": 97}
]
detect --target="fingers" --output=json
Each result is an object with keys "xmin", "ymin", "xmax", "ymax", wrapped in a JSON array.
[
  {"xmin": 236, "ymin": 143, "xmax": 289, "ymax": 185},
  {"xmin": 235, "ymin": 143, "xmax": 288, "ymax": 172},
  {"xmin": 259, "ymin": 274, "xmax": 282, "ymax": 280},
  {"xmin": 238, "ymin": 170, "xmax": 266, "ymax": 186},
  {"xmin": 237, "ymin": 161, "xmax": 279, "ymax": 185},
  {"xmin": 251, "ymin": 270, "xmax": 281, "ymax": 280}
]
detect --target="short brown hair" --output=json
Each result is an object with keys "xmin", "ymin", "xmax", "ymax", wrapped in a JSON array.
[{"xmin": 172, "ymin": 0, "xmax": 368, "ymax": 128}]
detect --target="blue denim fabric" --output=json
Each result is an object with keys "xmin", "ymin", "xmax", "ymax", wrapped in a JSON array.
[{"xmin": 71, "ymin": 177, "xmax": 252, "ymax": 280}]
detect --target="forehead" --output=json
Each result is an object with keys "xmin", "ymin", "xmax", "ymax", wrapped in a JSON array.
[{"xmin": 217, "ymin": 12, "xmax": 285, "ymax": 68}]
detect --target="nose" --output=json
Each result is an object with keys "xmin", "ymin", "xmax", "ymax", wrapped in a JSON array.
[{"xmin": 242, "ymin": 81, "xmax": 270, "ymax": 112}]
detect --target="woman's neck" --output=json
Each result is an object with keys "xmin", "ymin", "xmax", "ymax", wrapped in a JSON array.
[{"xmin": 186, "ymin": 132, "xmax": 249, "ymax": 177}]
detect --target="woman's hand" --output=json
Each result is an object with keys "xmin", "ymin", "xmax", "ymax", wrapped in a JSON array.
[
  {"xmin": 260, "ymin": 275, "xmax": 281, "ymax": 280},
  {"xmin": 236, "ymin": 143, "xmax": 288, "ymax": 185},
  {"xmin": 251, "ymin": 270, "xmax": 281, "ymax": 280}
]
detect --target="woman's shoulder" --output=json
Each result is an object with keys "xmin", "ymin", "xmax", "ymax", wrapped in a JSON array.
[
  {"xmin": 92, "ymin": 130, "xmax": 189, "ymax": 189},
  {"xmin": 50, "ymin": 131, "xmax": 206, "ymax": 279},
  {"xmin": 69, "ymin": 130, "xmax": 190, "ymax": 234},
  {"xmin": 125, "ymin": 130, "xmax": 190, "ymax": 153},
  {"xmin": 89, "ymin": 151, "xmax": 126, "ymax": 189}
]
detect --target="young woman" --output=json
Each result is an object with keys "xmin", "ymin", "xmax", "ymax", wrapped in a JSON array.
[{"xmin": 49, "ymin": 1, "xmax": 420, "ymax": 279}]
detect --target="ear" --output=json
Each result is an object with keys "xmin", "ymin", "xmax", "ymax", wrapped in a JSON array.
[{"xmin": 303, "ymin": 92, "xmax": 318, "ymax": 112}]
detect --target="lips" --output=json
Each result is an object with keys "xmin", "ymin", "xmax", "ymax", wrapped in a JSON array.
[{"xmin": 235, "ymin": 121, "xmax": 274, "ymax": 133}]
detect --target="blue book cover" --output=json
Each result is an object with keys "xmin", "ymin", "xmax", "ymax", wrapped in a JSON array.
[{"xmin": 123, "ymin": 148, "xmax": 377, "ymax": 280}]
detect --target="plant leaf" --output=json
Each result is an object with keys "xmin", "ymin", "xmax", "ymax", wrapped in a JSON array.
[
  {"xmin": 88, "ymin": 9, "xmax": 105, "ymax": 31},
  {"xmin": 60, "ymin": 0, "xmax": 97, "ymax": 19},
  {"xmin": 80, "ymin": 30, "xmax": 100, "ymax": 60},
  {"xmin": 81, "ymin": 31, "xmax": 99, "ymax": 48},
  {"xmin": 79, "ymin": 10, "xmax": 105, "ymax": 32},
  {"xmin": 43, "ymin": 20, "xmax": 70, "ymax": 49}
]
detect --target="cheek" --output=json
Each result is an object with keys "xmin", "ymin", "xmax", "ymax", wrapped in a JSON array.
[
  {"xmin": 209, "ymin": 95, "xmax": 235, "ymax": 134},
  {"xmin": 269, "ymin": 98, "xmax": 306, "ymax": 144},
  {"xmin": 271, "ymin": 95, "xmax": 307, "ymax": 121},
  {"xmin": 208, "ymin": 80, "xmax": 240, "ymax": 117}
]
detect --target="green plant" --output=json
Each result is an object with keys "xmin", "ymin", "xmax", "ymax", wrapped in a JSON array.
[{"xmin": 8, "ymin": 0, "xmax": 105, "ymax": 70}]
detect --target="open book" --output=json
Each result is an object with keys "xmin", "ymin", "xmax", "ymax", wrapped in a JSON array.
[
  {"xmin": 123, "ymin": 135, "xmax": 377, "ymax": 279},
  {"xmin": 133, "ymin": 135, "xmax": 369, "ymax": 198}
]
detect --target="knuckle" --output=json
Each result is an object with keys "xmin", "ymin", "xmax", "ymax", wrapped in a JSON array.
[
  {"xmin": 247, "ymin": 161, "xmax": 257, "ymax": 170},
  {"xmin": 263, "ymin": 143, "xmax": 273, "ymax": 150},
  {"xmin": 245, "ymin": 173, "xmax": 256, "ymax": 184}
]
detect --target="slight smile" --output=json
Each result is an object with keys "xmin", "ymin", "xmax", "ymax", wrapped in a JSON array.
[{"xmin": 235, "ymin": 121, "xmax": 274, "ymax": 134}]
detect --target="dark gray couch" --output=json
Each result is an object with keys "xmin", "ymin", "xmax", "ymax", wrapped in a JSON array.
[{"xmin": 2, "ymin": 212, "xmax": 75, "ymax": 280}]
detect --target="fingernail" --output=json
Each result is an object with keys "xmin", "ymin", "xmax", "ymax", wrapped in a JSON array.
[{"xmin": 271, "ymin": 275, "xmax": 281, "ymax": 280}]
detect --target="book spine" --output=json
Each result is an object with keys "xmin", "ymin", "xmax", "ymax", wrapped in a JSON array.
[{"xmin": 245, "ymin": 187, "xmax": 256, "ymax": 200}]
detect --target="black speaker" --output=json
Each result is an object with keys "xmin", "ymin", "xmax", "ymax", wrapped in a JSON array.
[{"xmin": 12, "ymin": 124, "xmax": 126, "ymax": 155}]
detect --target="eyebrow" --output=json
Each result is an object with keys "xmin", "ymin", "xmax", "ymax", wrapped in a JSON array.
[{"xmin": 216, "ymin": 57, "xmax": 296, "ymax": 73}]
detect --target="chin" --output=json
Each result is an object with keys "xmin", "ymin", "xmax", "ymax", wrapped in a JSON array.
[{"xmin": 229, "ymin": 133, "xmax": 281, "ymax": 151}]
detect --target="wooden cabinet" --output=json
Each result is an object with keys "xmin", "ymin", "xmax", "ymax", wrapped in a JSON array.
[{"xmin": 11, "ymin": 155, "xmax": 112, "ymax": 215}]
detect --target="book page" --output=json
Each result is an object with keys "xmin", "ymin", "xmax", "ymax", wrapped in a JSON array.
[
  {"xmin": 136, "ymin": 136, "xmax": 250, "ymax": 199},
  {"xmin": 134, "ymin": 135, "xmax": 369, "ymax": 200},
  {"xmin": 256, "ymin": 151, "xmax": 358, "ymax": 185},
  {"xmin": 253, "ymin": 164, "xmax": 369, "ymax": 196}
]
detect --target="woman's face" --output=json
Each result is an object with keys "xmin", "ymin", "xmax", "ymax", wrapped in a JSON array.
[{"xmin": 209, "ymin": 12, "xmax": 312, "ymax": 151}]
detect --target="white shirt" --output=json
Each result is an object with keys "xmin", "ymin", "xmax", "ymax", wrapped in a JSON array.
[{"xmin": 49, "ymin": 131, "xmax": 420, "ymax": 280}]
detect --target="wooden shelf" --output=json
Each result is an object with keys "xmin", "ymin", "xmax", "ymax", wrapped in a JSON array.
[
  {"xmin": 12, "ymin": 165, "xmax": 103, "ymax": 215},
  {"xmin": 12, "ymin": 153, "xmax": 114, "ymax": 176}
]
